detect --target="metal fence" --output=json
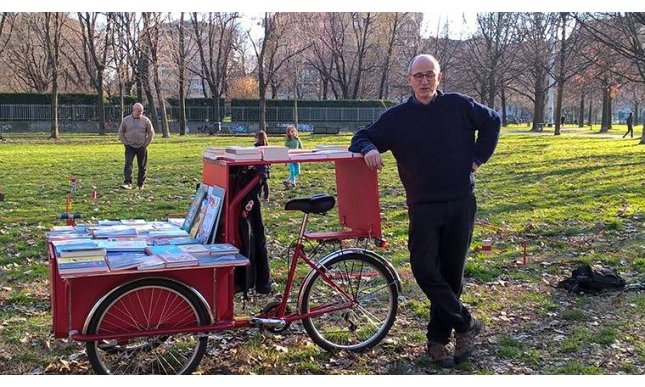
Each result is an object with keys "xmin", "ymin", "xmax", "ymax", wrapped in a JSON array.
[{"xmin": 0, "ymin": 104, "xmax": 388, "ymax": 125}]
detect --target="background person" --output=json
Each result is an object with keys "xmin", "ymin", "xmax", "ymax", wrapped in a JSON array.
[
  {"xmin": 117, "ymin": 102, "xmax": 155, "ymax": 190},
  {"xmin": 623, "ymin": 112, "xmax": 634, "ymax": 138},
  {"xmin": 284, "ymin": 124, "xmax": 303, "ymax": 189}
]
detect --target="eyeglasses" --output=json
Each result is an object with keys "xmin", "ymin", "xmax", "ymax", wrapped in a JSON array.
[{"xmin": 411, "ymin": 72, "xmax": 437, "ymax": 81}]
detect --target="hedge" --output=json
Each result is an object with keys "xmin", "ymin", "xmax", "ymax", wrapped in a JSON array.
[
  {"xmin": 166, "ymin": 97, "xmax": 226, "ymax": 107},
  {"xmin": 0, "ymin": 93, "xmax": 141, "ymax": 105}
]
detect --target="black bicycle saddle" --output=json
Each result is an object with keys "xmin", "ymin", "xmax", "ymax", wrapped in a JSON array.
[{"xmin": 284, "ymin": 193, "xmax": 336, "ymax": 214}]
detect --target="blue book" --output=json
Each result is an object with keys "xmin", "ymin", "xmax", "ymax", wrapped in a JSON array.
[
  {"xmin": 154, "ymin": 237, "xmax": 200, "ymax": 246},
  {"xmin": 97, "ymin": 240, "xmax": 148, "ymax": 252},
  {"xmin": 51, "ymin": 240, "xmax": 100, "ymax": 255},
  {"xmin": 58, "ymin": 258, "xmax": 109, "ymax": 275},
  {"xmin": 137, "ymin": 255, "xmax": 166, "ymax": 270},
  {"xmin": 106, "ymin": 252, "xmax": 147, "ymax": 271},
  {"xmin": 198, "ymin": 253, "xmax": 249, "ymax": 267},
  {"xmin": 196, "ymin": 185, "xmax": 226, "ymax": 244},
  {"xmin": 182, "ymin": 184, "xmax": 210, "ymax": 231},
  {"xmin": 144, "ymin": 245, "xmax": 183, "ymax": 255}
]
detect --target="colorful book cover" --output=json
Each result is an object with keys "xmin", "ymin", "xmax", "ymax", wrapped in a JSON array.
[
  {"xmin": 196, "ymin": 185, "xmax": 225, "ymax": 244},
  {"xmin": 58, "ymin": 255, "xmax": 106, "ymax": 264},
  {"xmin": 158, "ymin": 253, "xmax": 199, "ymax": 268},
  {"xmin": 106, "ymin": 252, "xmax": 147, "ymax": 271},
  {"xmin": 203, "ymin": 243, "xmax": 240, "ymax": 255},
  {"xmin": 177, "ymin": 244, "xmax": 210, "ymax": 255},
  {"xmin": 51, "ymin": 239, "xmax": 98, "ymax": 255},
  {"xmin": 182, "ymin": 183, "xmax": 210, "ymax": 231},
  {"xmin": 59, "ymin": 248, "xmax": 107, "ymax": 258},
  {"xmin": 198, "ymin": 253, "xmax": 249, "ymax": 267},
  {"xmin": 147, "ymin": 228, "xmax": 190, "ymax": 238},
  {"xmin": 97, "ymin": 240, "xmax": 147, "ymax": 252},
  {"xmin": 120, "ymin": 219, "xmax": 148, "ymax": 225},
  {"xmin": 190, "ymin": 198, "xmax": 209, "ymax": 239},
  {"xmin": 137, "ymin": 255, "xmax": 166, "ymax": 270},
  {"xmin": 154, "ymin": 237, "xmax": 200, "ymax": 246},
  {"xmin": 58, "ymin": 257, "xmax": 109, "ymax": 275},
  {"xmin": 144, "ymin": 245, "xmax": 183, "ymax": 255}
]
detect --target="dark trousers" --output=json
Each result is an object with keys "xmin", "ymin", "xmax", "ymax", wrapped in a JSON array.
[
  {"xmin": 124, "ymin": 145, "xmax": 148, "ymax": 187},
  {"xmin": 623, "ymin": 124, "xmax": 633, "ymax": 138},
  {"xmin": 408, "ymin": 193, "xmax": 477, "ymax": 344}
]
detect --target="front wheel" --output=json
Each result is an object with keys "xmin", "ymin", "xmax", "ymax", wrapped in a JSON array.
[
  {"xmin": 85, "ymin": 278, "xmax": 210, "ymax": 375},
  {"xmin": 299, "ymin": 252, "xmax": 398, "ymax": 353}
]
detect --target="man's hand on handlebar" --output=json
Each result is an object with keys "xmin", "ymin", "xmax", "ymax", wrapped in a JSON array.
[{"xmin": 364, "ymin": 149, "xmax": 384, "ymax": 171}]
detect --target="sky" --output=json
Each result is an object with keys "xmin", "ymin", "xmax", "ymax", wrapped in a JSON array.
[{"xmin": 7, "ymin": 1, "xmax": 642, "ymax": 40}]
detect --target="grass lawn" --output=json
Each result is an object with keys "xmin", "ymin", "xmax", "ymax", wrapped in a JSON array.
[{"xmin": 0, "ymin": 129, "xmax": 643, "ymax": 375}]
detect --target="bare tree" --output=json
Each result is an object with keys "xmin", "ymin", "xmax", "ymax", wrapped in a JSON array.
[
  {"xmin": 377, "ymin": 13, "xmax": 407, "ymax": 99},
  {"xmin": 41, "ymin": 13, "xmax": 67, "ymax": 139},
  {"xmin": 142, "ymin": 12, "xmax": 169, "ymax": 137},
  {"xmin": 190, "ymin": 12, "xmax": 240, "ymax": 134},
  {"xmin": 76, "ymin": 12, "xmax": 112, "ymax": 135},
  {"xmin": 249, "ymin": 12, "xmax": 310, "ymax": 131},
  {"xmin": 5, "ymin": 14, "xmax": 50, "ymax": 92},
  {"xmin": 575, "ymin": 12, "xmax": 645, "ymax": 143},
  {"xmin": 460, "ymin": 12, "xmax": 519, "ymax": 109},
  {"xmin": 508, "ymin": 12, "xmax": 559, "ymax": 132}
]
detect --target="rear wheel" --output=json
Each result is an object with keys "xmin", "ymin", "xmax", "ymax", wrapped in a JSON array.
[
  {"xmin": 85, "ymin": 278, "xmax": 209, "ymax": 375},
  {"xmin": 299, "ymin": 252, "xmax": 398, "ymax": 353}
]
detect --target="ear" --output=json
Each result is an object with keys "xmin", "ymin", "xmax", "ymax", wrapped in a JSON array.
[{"xmin": 437, "ymin": 72, "xmax": 443, "ymax": 84}]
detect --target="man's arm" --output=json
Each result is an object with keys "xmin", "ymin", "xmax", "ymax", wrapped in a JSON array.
[
  {"xmin": 348, "ymin": 110, "xmax": 396, "ymax": 171},
  {"xmin": 144, "ymin": 117, "xmax": 155, "ymax": 147},
  {"xmin": 117, "ymin": 118, "xmax": 127, "ymax": 145},
  {"xmin": 466, "ymin": 97, "xmax": 501, "ymax": 167}
]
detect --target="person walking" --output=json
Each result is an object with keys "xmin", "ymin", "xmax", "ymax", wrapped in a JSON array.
[
  {"xmin": 284, "ymin": 124, "xmax": 303, "ymax": 189},
  {"xmin": 117, "ymin": 102, "xmax": 155, "ymax": 190},
  {"xmin": 623, "ymin": 112, "xmax": 634, "ymax": 139},
  {"xmin": 349, "ymin": 54, "xmax": 500, "ymax": 368}
]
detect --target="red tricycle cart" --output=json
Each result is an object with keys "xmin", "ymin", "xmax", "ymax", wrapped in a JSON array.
[{"xmin": 48, "ymin": 153, "xmax": 401, "ymax": 374}]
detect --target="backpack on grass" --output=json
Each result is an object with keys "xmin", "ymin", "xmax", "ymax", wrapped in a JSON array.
[{"xmin": 557, "ymin": 264, "xmax": 626, "ymax": 294}]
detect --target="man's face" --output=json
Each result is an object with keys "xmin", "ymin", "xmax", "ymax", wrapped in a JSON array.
[
  {"xmin": 407, "ymin": 57, "xmax": 442, "ymax": 104},
  {"xmin": 132, "ymin": 105, "xmax": 143, "ymax": 118}
]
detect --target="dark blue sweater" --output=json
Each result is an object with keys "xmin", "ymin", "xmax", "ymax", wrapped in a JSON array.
[{"xmin": 349, "ymin": 91, "xmax": 500, "ymax": 206}]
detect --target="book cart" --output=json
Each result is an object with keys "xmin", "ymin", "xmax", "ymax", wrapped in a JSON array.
[{"xmin": 48, "ymin": 152, "xmax": 391, "ymax": 375}]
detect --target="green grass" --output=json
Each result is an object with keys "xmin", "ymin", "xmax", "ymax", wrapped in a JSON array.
[{"xmin": 0, "ymin": 130, "xmax": 643, "ymax": 375}]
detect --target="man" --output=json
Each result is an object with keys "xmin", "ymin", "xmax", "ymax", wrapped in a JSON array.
[
  {"xmin": 117, "ymin": 102, "xmax": 155, "ymax": 190},
  {"xmin": 623, "ymin": 112, "xmax": 633, "ymax": 139},
  {"xmin": 349, "ymin": 54, "xmax": 500, "ymax": 367}
]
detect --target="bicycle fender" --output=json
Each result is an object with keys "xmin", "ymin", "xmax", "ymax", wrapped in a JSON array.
[
  {"xmin": 82, "ymin": 277, "xmax": 214, "ymax": 335},
  {"xmin": 296, "ymin": 248, "xmax": 402, "ymax": 310}
]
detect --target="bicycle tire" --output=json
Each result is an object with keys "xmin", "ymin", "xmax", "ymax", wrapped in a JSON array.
[
  {"xmin": 85, "ymin": 278, "xmax": 210, "ymax": 375},
  {"xmin": 299, "ymin": 252, "xmax": 398, "ymax": 353}
]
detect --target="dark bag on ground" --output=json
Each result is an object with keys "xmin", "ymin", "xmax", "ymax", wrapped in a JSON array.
[{"xmin": 557, "ymin": 264, "xmax": 626, "ymax": 293}]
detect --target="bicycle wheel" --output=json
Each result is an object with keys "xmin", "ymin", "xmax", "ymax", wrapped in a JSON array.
[
  {"xmin": 85, "ymin": 278, "xmax": 210, "ymax": 375},
  {"xmin": 299, "ymin": 252, "xmax": 398, "ymax": 353}
]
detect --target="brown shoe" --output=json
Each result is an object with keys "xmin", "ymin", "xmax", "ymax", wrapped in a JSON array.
[
  {"xmin": 454, "ymin": 319, "xmax": 483, "ymax": 364},
  {"xmin": 426, "ymin": 341, "xmax": 455, "ymax": 368}
]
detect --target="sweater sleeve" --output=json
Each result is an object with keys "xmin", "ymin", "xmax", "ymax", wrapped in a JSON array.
[
  {"xmin": 349, "ymin": 109, "xmax": 397, "ymax": 155},
  {"xmin": 465, "ymin": 96, "xmax": 501, "ymax": 165},
  {"xmin": 117, "ymin": 118, "xmax": 127, "ymax": 145},
  {"xmin": 144, "ymin": 117, "xmax": 155, "ymax": 147}
]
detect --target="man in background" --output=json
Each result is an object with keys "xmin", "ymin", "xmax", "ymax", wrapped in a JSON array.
[{"xmin": 118, "ymin": 102, "xmax": 155, "ymax": 190}]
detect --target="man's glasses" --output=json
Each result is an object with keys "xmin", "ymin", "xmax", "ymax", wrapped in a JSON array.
[{"xmin": 411, "ymin": 72, "xmax": 436, "ymax": 81}]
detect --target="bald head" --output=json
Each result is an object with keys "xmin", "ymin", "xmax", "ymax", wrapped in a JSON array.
[
  {"xmin": 132, "ymin": 103, "xmax": 144, "ymax": 118},
  {"xmin": 408, "ymin": 54, "xmax": 441, "ymax": 74}
]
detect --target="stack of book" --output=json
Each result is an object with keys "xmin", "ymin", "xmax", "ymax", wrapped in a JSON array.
[
  {"xmin": 258, "ymin": 146, "xmax": 289, "ymax": 161},
  {"xmin": 57, "ymin": 248, "xmax": 109, "ymax": 275},
  {"xmin": 223, "ymin": 146, "xmax": 262, "ymax": 161}
]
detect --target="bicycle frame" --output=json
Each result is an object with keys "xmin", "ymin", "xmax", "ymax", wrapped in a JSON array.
[{"xmin": 269, "ymin": 212, "xmax": 358, "ymax": 323}]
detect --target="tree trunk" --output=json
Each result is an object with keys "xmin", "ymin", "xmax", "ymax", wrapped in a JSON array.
[
  {"xmin": 153, "ymin": 67, "xmax": 170, "ymax": 137},
  {"xmin": 578, "ymin": 92, "xmax": 584, "ymax": 127},
  {"xmin": 179, "ymin": 75, "xmax": 186, "ymax": 135},
  {"xmin": 554, "ymin": 79, "xmax": 564, "ymax": 135},
  {"xmin": 587, "ymin": 93, "xmax": 593, "ymax": 128},
  {"xmin": 600, "ymin": 85, "xmax": 610, "ymax": 133},
  {"xmin": 97, "ymin": 72, "xmax": 106, "ymax": 135},
  {"xmin": 259, "ymin": 87, "xmax": 267, "ymax": 132},
  {"xmin": 607, "ymin": 95, "xmax": 612, "ymax": 130},
  {"xmin": 531, "ymin": 72, "xmax": 545, "ymax": 132},
  {"xmin": 50, "ymin": 80, "xmax": 59, "ymax": 139},
  {"xmin": 500, "ymin": 87, "xmax": 507, "ymax": 127}
]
